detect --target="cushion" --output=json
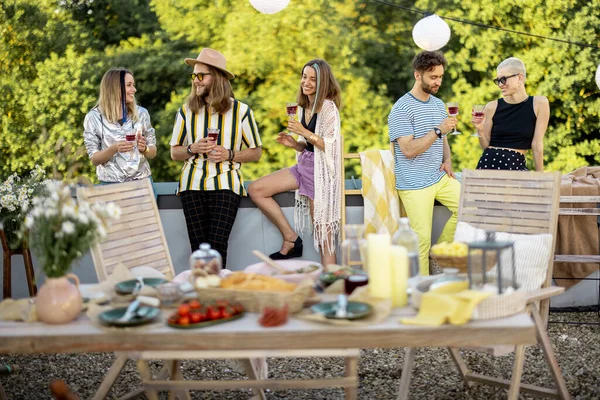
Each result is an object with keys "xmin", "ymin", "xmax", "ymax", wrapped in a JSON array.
[{"xmin": 454, "ymin": 221, "xmax": 553, "ymax": 291}]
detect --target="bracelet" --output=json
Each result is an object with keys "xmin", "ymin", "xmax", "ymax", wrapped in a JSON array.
[
  {"xmin": 228, "ymin": 149, "xmax": 235, "ymax": 161},
  {"xmin": 143, "ymin": 146, "xmax": 150, "ymax": 155}
]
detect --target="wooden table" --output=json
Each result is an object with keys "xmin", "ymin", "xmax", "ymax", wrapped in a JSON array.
[{"xmin": 0, "ymin": 307, "xmax": 536, "ymax": 399}]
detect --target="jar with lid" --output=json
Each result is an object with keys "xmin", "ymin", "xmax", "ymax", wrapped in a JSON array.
[{"xmin": 189, "ymin": 243, "xmax": 222, "ymax": 275}]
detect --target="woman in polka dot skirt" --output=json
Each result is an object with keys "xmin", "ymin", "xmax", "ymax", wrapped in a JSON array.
[{"xmin": 471, "ymin": 57, "xmax": 549, "ymax": 171}]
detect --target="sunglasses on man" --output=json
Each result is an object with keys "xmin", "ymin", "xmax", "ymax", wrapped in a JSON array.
[
  {"xmin": 493, "ymin": 74, "xmax": 519, "ymax": 86},
  {"xmin": 189, "ymin": 72, "xmax": 211, "ymax": 81}
]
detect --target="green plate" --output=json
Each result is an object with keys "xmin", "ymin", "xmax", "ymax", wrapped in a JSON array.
[
  {"xmin": 311, "ymin": 301, "xmax": 372, "ymax": 320},
  {"xmin": 114, "ymin": 278, "xmax": 167, "ymax": 295},
  {"xmin": 168, "ymin": 312, "xmax": 244, "ymax": 329},
  {"xmin": 98, "ymin": 306, "xmax": 161, "ymax": 327}
]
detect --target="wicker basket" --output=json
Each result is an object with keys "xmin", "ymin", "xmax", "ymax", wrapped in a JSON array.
[
  {"xmin": 410, "ymin": 273, "xmax": 526, "ymax": 321},
  {"xmin": 429, "ymin": 252, "xmax": 497, "ymax": 274},
  {"xmin": 195, "ymin": 280, "xmax": 313, "ymax": 314}
]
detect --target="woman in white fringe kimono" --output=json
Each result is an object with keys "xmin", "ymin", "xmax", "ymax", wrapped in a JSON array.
[{"xmin": 249, "ymin": 59, "xmax": 342, "ymax": 267}]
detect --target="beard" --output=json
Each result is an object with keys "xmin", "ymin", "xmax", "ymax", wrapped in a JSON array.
[{"xmin": 420, "ymin": 79, "xmax": 440, "ymax": 95}]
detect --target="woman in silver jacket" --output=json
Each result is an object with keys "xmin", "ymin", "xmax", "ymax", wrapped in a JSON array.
[{"xmin": 83, "ymin": 67, "xmax": 156, "ymax": 183}]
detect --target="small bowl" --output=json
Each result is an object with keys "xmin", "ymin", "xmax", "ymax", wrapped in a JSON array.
[
  {"xmin": 156, "ymin": 282, "xmax": 183, "ymax": 306},
  {"xmin": 244, "ymin": 260, "xmax": 323, "ymax": 284}
]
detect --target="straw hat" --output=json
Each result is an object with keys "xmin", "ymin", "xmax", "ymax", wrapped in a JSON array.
[{"xmin": 184, "ymin": 48, "xmax": 235, "ymax": 80}]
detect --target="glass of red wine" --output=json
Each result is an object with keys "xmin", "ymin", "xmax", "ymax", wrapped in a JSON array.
[
  {"xmin": 471, "ymin": 105, "xmax": 485, "ymax": 137},
  {"xmin": 344, "ymin": 274, "xmax": 369, "ymax": 295},
  {"xmin": 446, "ymin": 102, "xmax": 461, "ymax": 135},
  {"xmin": 286, "ymin": 102, "xmax": 298, "ymax": 135},
  {"xmin": 207, "ymin": 128, "xmax": 219, "ymax": 154},
  {"xmin": 124, "ymin": 124, "xmax": 137, "ymax": 164}
]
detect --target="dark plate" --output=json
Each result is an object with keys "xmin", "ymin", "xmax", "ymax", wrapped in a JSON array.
[
  {"xmin": 310, "ymin": 301, "xmax": 372, "ymax": 320},
  {"xmin": 114, "ymin": 278, "xmax": 168, "ymax": 295},
  {"xmin": 167, "ymin": 312, "xmax": 244, "ymax": 329},
  {"xmin": 98, "ymin": 306, "xmax": 161, "ymax": 327}
]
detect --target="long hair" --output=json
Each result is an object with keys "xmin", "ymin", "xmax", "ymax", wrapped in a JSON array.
[
  {"xmin": 96, "ymin": 67, "xmax": 138, "ymax": 124},
  {"xmin": 297, "ymin": 59, "xmax": 341, "ymax": 113},
  {"xmin": 186, "ymin": 65, "xmax": 233, "ymax": 114}
]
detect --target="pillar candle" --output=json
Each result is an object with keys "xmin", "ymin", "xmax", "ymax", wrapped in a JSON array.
[
  {"xmin": 367, "ymin": 233, "xmax": 392, "ymax": 299},
  {"xmin": 390, "ymin": 245, "xmax": 409, "ymax": 307}
]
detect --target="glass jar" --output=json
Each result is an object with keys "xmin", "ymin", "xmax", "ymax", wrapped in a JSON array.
[
  {"xmin": 392, "ymin": 218, "xmax": 420, "ymax": 277},
  {"xmin": 189, "ymin": 243, "xmax": 222, "ymax": 275},
  {"xmin": 340, "ymin": 225, "xmax": 368, "ymax": 273}
]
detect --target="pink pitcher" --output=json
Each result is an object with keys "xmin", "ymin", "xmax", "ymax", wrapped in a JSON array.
[{"xmin": 36, "ymin": 273, "xmax": 83, "ymax": 324}]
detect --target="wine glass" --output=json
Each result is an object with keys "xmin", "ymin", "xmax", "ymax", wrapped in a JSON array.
[
  {"xmin": 124, "ymin": 123, "xmax": 137, "ymax": 164},
  {"xmin": 471, "ymin": 105, "xmax": 485, "ymax": 137},
  {"xmin": 446, "ymin": 102, "xmax": 461, "ymax": 135},
  {"xmin": 286, "ymin": 102, "xmax": 298, "ymax": 135},
  {"xmin": 207, "ymin": 128, "xmax": 219, "ymax": 155}
]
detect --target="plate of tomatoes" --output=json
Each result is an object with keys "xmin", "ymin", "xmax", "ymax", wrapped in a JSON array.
[{"xmin": 168, "ymin": 299, "xmax": 244, "ymax": 329}]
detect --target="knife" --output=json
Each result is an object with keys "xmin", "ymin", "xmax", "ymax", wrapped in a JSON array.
[{"xmin": 117, "ymin": 299, "xmax": 140, "ymax": 322}]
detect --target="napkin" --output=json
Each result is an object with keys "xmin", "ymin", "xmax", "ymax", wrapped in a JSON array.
[
  {"xmin": 298, "ymin": 286, "xmax": 392, "ymax": 326},
  {"xmin": 0, "ymin": 298, "xmax": 37, "ymax": 322},
  {"xmin": 87, "ymin": 263, "xmax": 163, "ymax": 304}
]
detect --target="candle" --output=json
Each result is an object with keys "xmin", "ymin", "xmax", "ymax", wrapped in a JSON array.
[
  {"xmin": 390, "ymin": 245, "xmax": 408, "ymax": 307},
  {"xmin": 367, "ymin": 233, "xmax": 392, "ymax": 299}
]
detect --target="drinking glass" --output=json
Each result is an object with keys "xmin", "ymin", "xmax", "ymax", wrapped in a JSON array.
[
  {"xmin": 446, "ymin": 102, "xmax": 461, "ymax": 135},
  {"xmin": 286, "ymin": 102, "xmax": 298, "ymax": 135},
  {"xmin": 124, "ymin": 124, "xmax": 137, "ymax": 164},
  {"xmin": 207, "ymin": 128, "xmax": 219, "ymax": 154},
  {"xmin": 471, "ymin": 105, "xmax": 485, "ymax": 137}
]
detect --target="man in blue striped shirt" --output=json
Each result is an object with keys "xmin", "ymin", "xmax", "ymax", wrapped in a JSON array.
[{"xmin": 388, "ymin": 51, "xmax": 461, "ymax": 275}]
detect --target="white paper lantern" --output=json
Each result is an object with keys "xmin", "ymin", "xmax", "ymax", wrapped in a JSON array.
[
  {"xmin": 596, "ymin": 64, "xmax": 600, "ymax": 90},
  {"xmin": 249, "ymin": 0, "xmax": 290, "ymax": 14},
  {"xmin": 412, "ymin": 14, "xmax": 451, "ymax": 51}
]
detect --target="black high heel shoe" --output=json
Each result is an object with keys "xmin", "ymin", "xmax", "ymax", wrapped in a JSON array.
[{"xmin": 270, "ymin": 236, "xmax": 303, "ymax": 260}]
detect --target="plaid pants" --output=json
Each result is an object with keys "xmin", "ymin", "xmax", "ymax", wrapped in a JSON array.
[{"xmin": 180, "ymin": 190, "xmax": 241, "ymax": 268}]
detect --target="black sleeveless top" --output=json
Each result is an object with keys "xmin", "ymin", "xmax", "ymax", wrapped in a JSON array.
[
  {"xmin": 489, "ymin": 96, "xmax": 537, "ymax": 150},
  {"xmin": 301, "ymin": 109, "xmax": 317, "ymax": 152}
]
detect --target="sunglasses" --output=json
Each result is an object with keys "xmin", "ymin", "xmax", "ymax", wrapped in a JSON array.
[
  {"xmin": 493, "ymin": 74, "xmax": 519, "ymax": 86},
  {"xmin": 189, "ymin": 72, "xmax": 211, "ymax": 81}
]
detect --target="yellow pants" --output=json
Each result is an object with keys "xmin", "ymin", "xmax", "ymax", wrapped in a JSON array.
[{"xmin": 398, "ymin": 175, "xmax": 461, "ymax": 275}]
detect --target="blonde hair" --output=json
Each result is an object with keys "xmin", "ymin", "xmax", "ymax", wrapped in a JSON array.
[
  {"xmin": 297, "ymin": 59, "xmax": 341, "ymax": 113},
  {"xmin": 186, "ymin": 65, "xmax": 234, "ymax": 115},
  {"xmin": 96, "ymin": 68, "xmax": 139, "ymax": 124},
  {"xmin": 497, "ymin": 57, "xmax": 527, "ymax": 80}
]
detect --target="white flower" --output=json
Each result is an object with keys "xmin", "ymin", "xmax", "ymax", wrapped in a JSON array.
[
  {"xmin": 61, "ymin": 204, "xmax": 76, "ymax": 218},
  {"xmin": 44, "ymin": 208, "xmax": 57, "ymax": 218},
  {"xmin": 97, "ymin": 225, "xmax": 107, "ymax": 238},
  {"xmin": 105, "ymin": 202, "xmax": 122, "ymax": 219},
  {"xmin": 61, "ymin": 221, "xmax": 76, "ymax": 235},
  {"xmin": 24, "ymin": 216, "xmax": 34, "ymax": 229},
  {"xmin": 77, "ymin": 212, "xmax": 89, "ymax": 224}
]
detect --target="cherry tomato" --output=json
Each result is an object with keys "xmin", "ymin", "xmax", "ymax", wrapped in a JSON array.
[
  {"xmin": 220, "ymin": 306, "xmax": 234, "ymax": 319},
  {"xmin": 207, "ymin": 307, "xmax": 220, "ymax": 321},
  {"xmin": 178, "ymin": 304, "xmax": 190, "ymax": 317},
  {"xmin": 189, "ymin": 300, "xmax": 201, "ymax": 310},
  {"xmin": 179, "ymin": 316, "xmax": 190, "ymax": 325},
  {"xmin": 168, "ymin": 315, "xmax": 179, "ymax": 324},
  {"xmin": 190, "ymin": 312, "xmax": 202, "ymax": 323}
]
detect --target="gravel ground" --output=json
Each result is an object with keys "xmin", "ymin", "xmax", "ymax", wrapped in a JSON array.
[{"xmin": 1, "ymin": 312, "xmax": 599, "ymax": 400}]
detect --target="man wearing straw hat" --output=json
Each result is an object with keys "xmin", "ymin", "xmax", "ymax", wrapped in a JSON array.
[{"xmin": 170, "ymin": 48, "xmax": 262, "ymax": 268}]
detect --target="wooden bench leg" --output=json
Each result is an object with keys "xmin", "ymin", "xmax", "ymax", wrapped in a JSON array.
[
  {"xmin": 345, "ymin": 355, "xmax": 358, "ymax": 400},
  {"xmin": 396, "ymin": 347, "xmax": 416, "ymax": 400},
  {"xmin": 23, "ymin": 248, "xmax": 37, "ymax": 297}
]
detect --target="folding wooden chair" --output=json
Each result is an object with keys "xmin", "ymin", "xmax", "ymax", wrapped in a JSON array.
[{"xmin": 398, "ymin": 169, "xmax": 571, "ymax": 400}]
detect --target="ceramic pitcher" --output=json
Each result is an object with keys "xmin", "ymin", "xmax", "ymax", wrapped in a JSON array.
[{"xmin": 36, "ymin": 273, "xmax": 82, "ymax": 324}]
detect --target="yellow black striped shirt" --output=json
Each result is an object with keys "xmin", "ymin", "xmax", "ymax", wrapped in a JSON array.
[{"xmin": 170, "ymin": 100, "xmax": 261, "ymax": 196}]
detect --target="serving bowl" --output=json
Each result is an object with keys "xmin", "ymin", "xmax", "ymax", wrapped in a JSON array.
[{"xmin": 244, "ymin": 260, "xmax": 323, "ymax": 284}]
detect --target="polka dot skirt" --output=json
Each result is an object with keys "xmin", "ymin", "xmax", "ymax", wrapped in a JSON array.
[{"xmin": 476, "ymin": 148, "xmax": 527, "ymax": 171}]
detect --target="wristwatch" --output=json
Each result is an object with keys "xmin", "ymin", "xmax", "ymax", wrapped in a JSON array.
[
  {"xmin": 186, "ymin": 144, "xmax": 195, "ymax": 157},
  {"xmin": 433, "ymin": 127, "xmax": 443, "ymax": 139}
]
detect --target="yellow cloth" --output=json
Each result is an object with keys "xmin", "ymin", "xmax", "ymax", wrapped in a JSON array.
[
  {"xmin": 401, "ymin": 285, "xmax": 491, "ymax": 326},
  {"xmin": 0, "ymin": 298, "xmax": 37, "ymax": 322},
  {"xmin": 359, "ymin": 150, "xmax": 400, "ymax": 235}
]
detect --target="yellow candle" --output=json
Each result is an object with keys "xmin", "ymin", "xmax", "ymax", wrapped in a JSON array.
[
  {"xmin": 367, "ymin": 233, "xmax": 392, "ymax": 299},
  {"xmin": 390, "ymin": 245, "xmax": 408, "ymax": 307}
]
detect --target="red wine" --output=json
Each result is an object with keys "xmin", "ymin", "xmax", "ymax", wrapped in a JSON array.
[
  {"xmin": 474, "ymin": 112, "xmax": 484, "ymax": 118},
  {"xmin": 286, "ymin": 105, "xmax": 298, "ymax": 116},
  {"xmin": 344, "ymin": 274, "xmax": 369, "ymax": 295},
  {"xmin": 448, "ymin": 107, "xmax": 459, "ymax": 115},
  {"xmin": 208, "ymin": 132, "xmax": 218, "ymax": 142},
  {"xmin": 125, "ymin": 134, "xmax": 136, "ymax": 141}
]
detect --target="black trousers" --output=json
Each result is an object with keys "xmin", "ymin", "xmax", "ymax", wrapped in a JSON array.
[{"xmin": 180, "ymin": 190, "xmax": 241, "ymax": 268}]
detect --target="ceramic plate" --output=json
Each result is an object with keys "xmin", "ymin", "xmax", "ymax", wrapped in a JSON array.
[
  {"xmin": 98, "ymin": 306, "xmax": 161, "ymax": 327},
  {"xmin": 114, "ymin": 278, "xmax": 167, "ymax": 295},
  {"xmin": 310, "ymin": 301, "xmax": 372, "ymax": 320},
  {"xmin": 167, "ymin": 312, "xmax": 244, "ymax": 329}
]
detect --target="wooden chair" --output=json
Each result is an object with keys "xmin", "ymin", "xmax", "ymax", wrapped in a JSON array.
[
  {"xmin": 398, "ymin": 169, "xmax": 571, "ymax": 400},
  {"xmin": 1, "ymin": 230, "xmax": 37, "ymax": 299}
]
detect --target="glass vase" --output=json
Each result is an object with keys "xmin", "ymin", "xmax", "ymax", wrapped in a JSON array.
[{"xmin": 340, "ymin": 225, "xmax": 368, "ymax": 273}]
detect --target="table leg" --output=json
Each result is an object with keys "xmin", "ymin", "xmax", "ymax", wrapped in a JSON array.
[
  {"xmin": 507, "ymin": 345, "xmax": 525, "ymax": 400},
  {"xmin": 345, "ymin": 355, "xmax": 358, "ymax": 400},
  {"xmin": 93, "ymin": 354, "xmax": 128, "ymax": 400},
  {"xmin": 238, "ymin": 358, "xmax": 267, "ymax": 400},
  {"xmin": 136, "ymin": 360, "xmax": 159, "ymax": 400},
  {"xmin": 396, "ymin": 347, "xmax": 416, "ymax": 400},
  {"xmin": 0, "ymin": 380, "xmax": 7, "ymax": 400},
  {"xmin": 167, "ymin": 360, "xmax": 191, "ymax": 400}
]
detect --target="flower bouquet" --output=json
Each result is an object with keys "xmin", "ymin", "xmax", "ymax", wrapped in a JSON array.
[{"xmin": 0, "ymin": 166, "xmax": 48, "ymax": 249}]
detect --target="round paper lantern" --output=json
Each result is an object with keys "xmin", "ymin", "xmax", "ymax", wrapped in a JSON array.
[
  {"xmin": 596, "ymin": 64, "xmax": 600, "ymax": 90},
  {"xmin": 249, "ymin": 0, "xmax": 290, "ymax": 14},
  {"xmin": 412, "ymin": 14, "xmax": 451, "ymax": 51}
]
